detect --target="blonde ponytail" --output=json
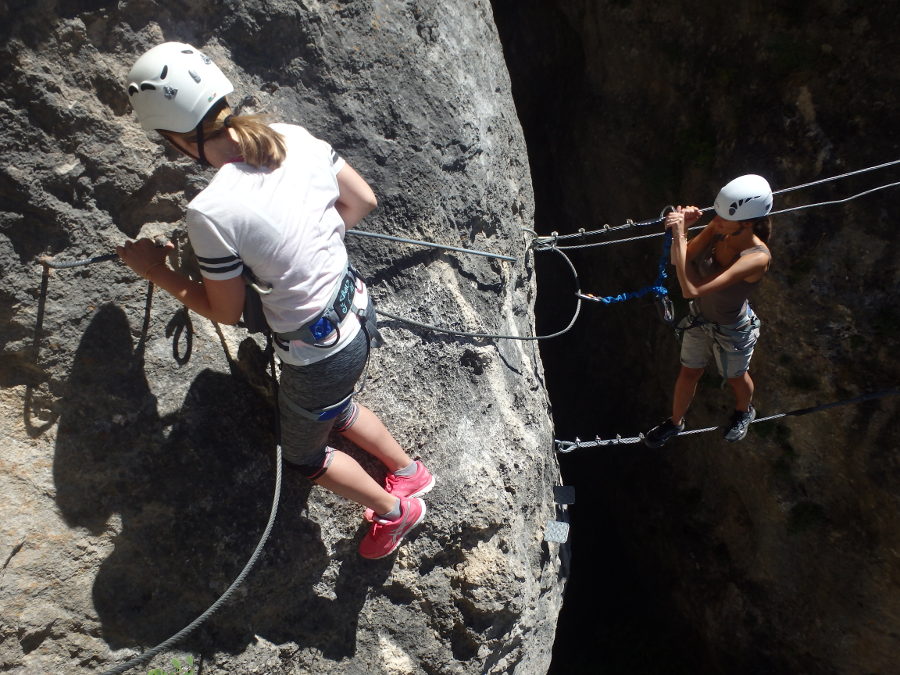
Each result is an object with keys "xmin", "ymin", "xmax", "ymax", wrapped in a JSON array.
[
  {"xmin": 167, "ymin": 99, "xmax": 287, "ymax": 170},
  {"xmin": 222, "ymin": 111, "xmax": 286, "ymax": 170}
]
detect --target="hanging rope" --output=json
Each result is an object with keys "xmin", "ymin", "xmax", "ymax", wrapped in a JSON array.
[
  {"xmin": 554, "ymin": 387, "xmax": 900, "ymax": 453},
  {"xmin": 569, "ymin": 220, "xmax": 676, "ymax": 324},
  {"xmin": 31, "ymin": 253, "xmax": 285, "ymax": 675},
  {"xmin": 37, "ymin": 233, "xmax": 514, "ymax": 270},
  {"xmin": 770, "ymin": 157, "xmax": 900, "ymax": 196},
  {"xmin": 100, "ymin": 446, "xmax": 282, "ymax": 675},
  {"xmin": 574, "ymin": 210, "xmax": 673, "ymax": 305},
  {"xmin": 375, "ymin": 244, "xmax": 582, "ymax": 341}
]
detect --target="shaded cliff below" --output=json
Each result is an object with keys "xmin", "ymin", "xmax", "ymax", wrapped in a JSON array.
[{"xmin": 0, "ymin": 2, "xmax": 564, "ymax": 674}]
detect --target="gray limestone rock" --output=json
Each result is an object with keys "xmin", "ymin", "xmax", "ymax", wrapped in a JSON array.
[{"xmin": 0, "ymin": 2, "xmax": 564, "ymax": 673}]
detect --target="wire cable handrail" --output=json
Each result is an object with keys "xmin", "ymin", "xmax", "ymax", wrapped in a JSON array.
[{"xmin": 555, "ymin": 388, "xmax": 900, "ymax": 453}]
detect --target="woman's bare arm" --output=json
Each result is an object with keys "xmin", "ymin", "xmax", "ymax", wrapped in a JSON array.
[{"xmin": 335, "ymin": 164, "xmax": 377, "ymax": 228}]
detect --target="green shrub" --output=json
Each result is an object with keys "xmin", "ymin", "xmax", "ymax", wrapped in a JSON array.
[{"xmin": 148, "ymin": 655, "xmax": 195, "ymax": 675}]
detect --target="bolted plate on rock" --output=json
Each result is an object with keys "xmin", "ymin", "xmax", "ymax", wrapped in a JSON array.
[
  {"xmin": 544, "ymin": 520, "xmax": 570, "ymax": 543},
  {"xmin": 553, "ymin": 485, "xmax": 575, "ymax": 504}
]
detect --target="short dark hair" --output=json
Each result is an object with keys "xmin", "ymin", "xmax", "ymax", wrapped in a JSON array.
[{"xmin": 747, "ymin": 215, "xmax": 772, "ymax": 243}]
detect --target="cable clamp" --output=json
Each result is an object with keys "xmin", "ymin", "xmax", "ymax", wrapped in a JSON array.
[{"xmin": 531, "ymin": 231, "xmax": 560, "ymax": 250}]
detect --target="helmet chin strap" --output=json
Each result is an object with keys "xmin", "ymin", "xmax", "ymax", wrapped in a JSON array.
[{"xmin": 195, "ymin": 120, "xmax": 212, "ymax": 167}]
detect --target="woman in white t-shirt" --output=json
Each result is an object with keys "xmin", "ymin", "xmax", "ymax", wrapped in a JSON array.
[{"xmin": 117, "ymin": 42, "xmax": 434, "ymax": 559}]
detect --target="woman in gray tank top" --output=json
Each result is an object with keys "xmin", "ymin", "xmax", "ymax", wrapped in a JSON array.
[{"xmin": 645, "ymin": 175, "xmax": 773, "ymax": 447}]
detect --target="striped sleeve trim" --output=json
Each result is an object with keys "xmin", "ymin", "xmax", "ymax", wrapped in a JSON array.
[
  {"xmin": 331, "ymin": 149, "xmax": 341, "ymax": 165},
  {"xmin": 196, "ymin": 254, "xmax": 242, "ymax": 275}
]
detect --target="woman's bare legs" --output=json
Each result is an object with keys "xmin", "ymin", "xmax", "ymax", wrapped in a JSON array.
[
  {"xmin": 313, "ymin": 404, "xmax": 416, "ymax": 516},
  {"xmin": 672, "ymin": 366, "xmax": 704, "ymax": 424},
  {"xmin": 314, "ymin": 451, "xmax": 397, "ymax": 515},
  {"xmin": 727, "ymin": 371, "xmax": 754, "ymax": 412},
  {"xmin": 338, "ymin": 403, "xmax": 413, "ymax": 473}
]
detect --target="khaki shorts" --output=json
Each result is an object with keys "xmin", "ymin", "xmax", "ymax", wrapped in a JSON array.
[{"xmin": 679, "ymin": 309, "xmax": 761, "ymax": 379}]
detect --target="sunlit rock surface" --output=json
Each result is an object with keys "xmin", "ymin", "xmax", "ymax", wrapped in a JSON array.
[{"xmin": 0, "ymin": 2, "xmax": 564, "ymax": 673}]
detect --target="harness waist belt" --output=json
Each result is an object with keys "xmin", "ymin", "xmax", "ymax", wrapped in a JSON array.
[
  {"xmin": 275, "ymin": 265, "xmax": 361, "ymax": 347},
  {"xmin": 686, "ymin": 300, "xmax": 755, "ymax": 331}
]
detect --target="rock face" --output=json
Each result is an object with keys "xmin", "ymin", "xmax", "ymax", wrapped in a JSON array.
[
  {"xmin": 493, "ymin": 2, "xmax": 900, "ymax": 674},
  {"xmin": 0, "ymin": 2, "xmax": 564, "ymax": 674}
]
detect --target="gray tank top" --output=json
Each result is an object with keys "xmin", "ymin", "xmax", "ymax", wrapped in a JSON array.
[{"xmin": 694, "ymin": 242, "xmax": 770, "ymax": 325}]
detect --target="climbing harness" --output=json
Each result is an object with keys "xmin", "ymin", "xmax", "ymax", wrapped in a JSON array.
[
  {"xmin": 569, "ymin": 206, "xmax": 676, "ymax": 325},
  {"xmin": 554, "ymin": 387, "xmax": 900, "ymax": 453},
  {"xmin": 240, "ymin": 267, "xmax": 274, "ymax": 335},
  {"xmin": 574, "ymin": 231, "xmax": 672, "ymax": 306},
  {"xmin": 274, "ymin": 264, "xmax": 364, "ymax": 348},
  {"xmin": 673, "ymin": 306, "xmax": 706, "ymax": 344}
]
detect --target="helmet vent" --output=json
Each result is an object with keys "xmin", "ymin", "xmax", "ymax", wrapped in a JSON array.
[
  {"xmin": 729, "ymin": 196, "xmax": 761, "ymax": 216},
  {"xmin": 160, "ymin": 65, "xmax": 168, "ymax": 79},
  {"xmin": 181, "ymin": 49, "xmax": 194, "ymax": 54},
  {"xmin": 188, "ymin": 69, "xmax": 201, "ymax": 83},
  {"xmin": 140, "ymin": 83, "xmax": 156, "ymax": 91},
  {"xmin": 128, "ymin": 84, "xmax": 139, "ymax": 96}
]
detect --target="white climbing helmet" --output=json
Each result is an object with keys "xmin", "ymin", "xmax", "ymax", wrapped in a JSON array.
[
  {"xmin": 126, "ymin": 42, "xmax": 234, "ymax": 133},
  {"xmin": 713, "ymin": 174, "xmax": 774, "ymax": 221}
]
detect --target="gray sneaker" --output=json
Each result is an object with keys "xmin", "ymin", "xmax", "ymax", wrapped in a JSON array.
[
  {"xmin": 723, "ymin": 405, "xmax": 756, "ymax": 442},
  {"xmin": 644, "ymin": 418, "xmax": 685, "ymax": 448}
]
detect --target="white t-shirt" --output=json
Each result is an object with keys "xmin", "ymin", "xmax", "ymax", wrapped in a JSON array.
[{"xmin": 186, "ymin": 123, "xmax": 367, "ymax": 366}]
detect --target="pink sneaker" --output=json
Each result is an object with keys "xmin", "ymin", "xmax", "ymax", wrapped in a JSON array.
[
  {"xmin": 359, "ymin": 497, "xmax": 426, "ymax": 559},
  {"xmin": 386, "ymin": 460, "xmax": 435, "ymax": 498}
]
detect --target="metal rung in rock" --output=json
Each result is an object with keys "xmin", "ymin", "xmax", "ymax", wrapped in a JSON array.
[
  {"xmin": 553, "ymin": 485, "xmax": 575, "ymax": 505},
  {"xmin": 544, "ymin": 520, "xmax": 570, "ymax": 544}
]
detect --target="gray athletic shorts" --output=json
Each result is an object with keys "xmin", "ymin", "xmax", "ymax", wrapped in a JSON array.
[
  {"xmin": 278, "ymin": 317, "xmax": 376, "ymax": 478},
  {"xmin": 679, "ymin": 308, "xmax": 761, "ymax": 379}
]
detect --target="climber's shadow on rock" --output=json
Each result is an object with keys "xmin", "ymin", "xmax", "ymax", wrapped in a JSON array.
[{"xmin": 53, "ymin": 304, "xmax": 390, "ymax": 659}]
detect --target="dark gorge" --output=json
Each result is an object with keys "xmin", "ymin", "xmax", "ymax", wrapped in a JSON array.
[{"xmin": 492, "ymin": 1, "xmax": 900, "ymax": 673}]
